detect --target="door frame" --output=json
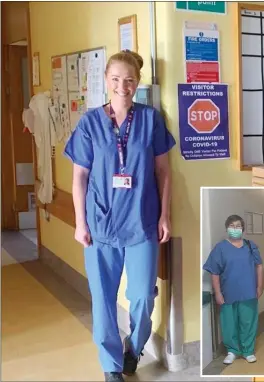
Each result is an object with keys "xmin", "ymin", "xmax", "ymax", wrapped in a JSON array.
[
  {"xmin": 1, "ymin": 44, "xmax": 18, "ymax": 230},
  {"xmin": 1, "ymin": 2, "xmax": 41, "ymax": 250},
  {"xmin": 25, "ymin": 2, "xmax": 41, "ymax": 252},
  {"xmin": 7, "ymin": 45, "xmax": 34, "ymax": 232}
]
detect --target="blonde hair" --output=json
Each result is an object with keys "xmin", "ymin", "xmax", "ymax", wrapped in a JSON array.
[{"xmin": 105, "ymin": 50, "xmax": 144, "ymax": 81}]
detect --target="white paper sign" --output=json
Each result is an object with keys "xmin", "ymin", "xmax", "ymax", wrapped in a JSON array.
[
  {"xmin": 120, "ymin": 23, "xmax": 133, "ymax": 51},
  {"xmin": 79, "ymin": 49, "xmax": 106, "ymax": 110},
  {"xmin": 52, "ymin": 55, "xmax": 71, "ymax": 139},
  {"xmin": 67, "ymin": 54, "xmax": 79, "ymax": 92}
]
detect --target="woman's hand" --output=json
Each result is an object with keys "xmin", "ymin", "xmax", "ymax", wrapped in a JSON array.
[
  {"xmin": 158, "ymin": 215, "xmax": 171, "ymax": 244},
  {"xmin": 75, "ymin": 223, "xmax": 92, "ymax": 247},
  {"xmin": 257, "ymin": 286, "xmax": 263, "ymax": 299},
  {"xmin": 215, "ymin": 292, "xmax": 225, "ymax": 305}
]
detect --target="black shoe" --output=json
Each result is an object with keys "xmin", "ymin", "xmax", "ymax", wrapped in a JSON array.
[
  {"xmin": 104, "ymin": 372, "xmax": 124, "ymax": 382},
  {"xmin": 122, "ymin": 337, "xmax": 144, "ymax": 376}
]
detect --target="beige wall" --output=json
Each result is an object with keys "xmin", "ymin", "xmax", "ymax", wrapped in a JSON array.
[{"xmin": 2, "ymin": 1, "xmax": 28, "ymax": 44}]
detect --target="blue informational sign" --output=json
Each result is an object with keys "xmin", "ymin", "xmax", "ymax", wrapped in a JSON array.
[
  {"xmin": 185, "ymin": 32, "xmax": 218, "ymax": 62},
  {"xmin": 184, "ymin": 28, "xmax": 220, "ymax": 82},
  {"xmin": 178, "ymin": 83, "xmax": 230, "ymax": 161}
]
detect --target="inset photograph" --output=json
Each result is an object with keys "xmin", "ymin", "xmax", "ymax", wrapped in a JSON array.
[{"xmin": 201, "ymin": 187, "xmax": 264, "ymax": 377}]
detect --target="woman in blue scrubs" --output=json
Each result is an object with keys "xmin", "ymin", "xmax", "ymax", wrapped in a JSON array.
[
  {"xmin": 64, "ymin": 50, "xmax": 176, "ymax": 382},
  {"xmin": 203, "ymin": 215, "xmax": 263, "ymax": 366}
]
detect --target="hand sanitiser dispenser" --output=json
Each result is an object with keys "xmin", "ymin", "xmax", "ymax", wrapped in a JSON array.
[{"xmin": 133, "ymin": 84, "xmax": 161, "ymax": 111}]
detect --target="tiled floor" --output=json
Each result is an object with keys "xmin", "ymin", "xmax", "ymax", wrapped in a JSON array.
[
  {"xmin": 1, "ymin": 230, "xmax": 38, "ymax": 264},
  {"xmin": 1, "ymin": 247, "xmax": 17, "ymax": 266},
  {"xmin": 1, "ymin": 230, "xmax": 252, "ymax": 381},
  {"xmin": 221, "ymin": 333, "xmax": 264, "ymax": 375},
  {"xmin": 20, "ymin": 229, "xmax": 38, "ymax": 245}
]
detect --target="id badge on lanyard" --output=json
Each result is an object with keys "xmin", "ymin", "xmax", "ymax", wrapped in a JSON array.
[
  {"xmin": 113, "ymin": 174, "xmax": 132, "ymax": 189},
  {"xmin": 110, "ymin": 103, "xmax": 134, "ymax": 189}
]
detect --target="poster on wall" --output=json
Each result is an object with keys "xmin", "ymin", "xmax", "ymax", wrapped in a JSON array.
[
  {"xmin": 120, "ymin": 23, "xmax": 133, "ymax": 51},
  {"xmin": 68, "ymin": 92, "xmax": 86, "ymax": 131},
  {"xmin": 52, "ymin": 55, "xmax": 71, "ymax": 139},
  {"xmin": 67, "ymin": 54, "xmax": 79, "ymax": 92},
  {"xmin": 118, "ymin": 15, "xmax": 138, "ymax": 52},
  {"xmin": 66, "ymin": 53, "xmax": 86, "ymax": 131},
  {"xmin": 33, "ymin": 52, "xmax": 40, "ymax": 86},
  {"xmin": 184, "ymin": 21, "xmax": 220, "ymax": 83},
  {"xmin": 79, "ymin": 52, "xmax": 89, "ymax": 101},
  {"xmin": 178, "ymin": 83, "xmax": 230, "ymax": 161},
  {"xmin": 79, "ymin": 49, "xmax": 106, "ymax": 111},
  {"xmin": 86, "ymin": 49, "xmax": 106, "ymax": 109}
]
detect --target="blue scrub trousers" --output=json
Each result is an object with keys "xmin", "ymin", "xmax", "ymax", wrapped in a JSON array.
[{"xmin": 84, "ymin": 237, "xmax": 159, "ymax": 372}]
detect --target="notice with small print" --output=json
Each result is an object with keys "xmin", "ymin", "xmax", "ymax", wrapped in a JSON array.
[{"xmin": 184, "ymin": 23, "xmax": 220, "ymax": 83}]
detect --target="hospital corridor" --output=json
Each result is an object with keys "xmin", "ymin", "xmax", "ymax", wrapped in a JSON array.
[
  {"xmin": 1, "ymin": 231, "xmax": 255, "ymax": 382},
  {"xmin": 1, "ymin": 231, "xmax": 206, "ymax": 382},
  {"xmin": 3, "ymin": 1, "xmax": 264, "ymax": 382}
]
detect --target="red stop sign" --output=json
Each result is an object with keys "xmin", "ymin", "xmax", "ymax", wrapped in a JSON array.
[{"xmin": 188, "ymin": 99, "xmax": 220, "ymax": 133}]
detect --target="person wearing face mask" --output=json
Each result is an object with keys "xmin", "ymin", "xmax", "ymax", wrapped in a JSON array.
[
  {"xmin": 203, "ymin": 215, "xmax": 263, "ymax": 366},
  {"xmin": 63, "ymin": 50, "xmax": 176, "ymax": 382}
]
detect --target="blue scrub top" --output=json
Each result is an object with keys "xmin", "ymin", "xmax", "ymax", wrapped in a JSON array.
[
  {"xmin": 64, "ymin": 102, "xmax": 176, "ymax": 247},
  {"xmin": 203, "ymin": 239, "xmax": 262, "ymax": 304}
]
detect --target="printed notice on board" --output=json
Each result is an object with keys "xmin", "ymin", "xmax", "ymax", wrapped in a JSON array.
[
  {"xmin": 52, "ymin": 56, "xmax": 71, "ymax": 139},
  {"xmin": 87, "ymin": 49, "xmax": 105, "ymax": 108},
  {"xmin": 79, "ymin": 50, "xmax": 106, "ymax": 110},
  {"xmin": 67, "ymin": 54, "xmax": 79, "ymax": 92},
  {"xmin": 66, "ymin": 54, "xmax": 85, "ymax": 130},
  {"xmin": 184, "ymin": 22, "xmax": 220, "ymax": 83},
  {"xmin": 68, "ymin": 92, "xmax": 85, "ymax": 131},
  {"xmin": 178, "ymin": 83, "xmax": 230, "ymax": 161}
]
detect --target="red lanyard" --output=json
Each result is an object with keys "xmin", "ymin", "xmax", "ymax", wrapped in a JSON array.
[{"xmin": 110, "ymin": 103, "xmax": 134, "ymax": 174}]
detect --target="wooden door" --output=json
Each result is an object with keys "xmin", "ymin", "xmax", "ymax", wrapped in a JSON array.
[
  {"xmin": 1, "ymin": 45, "xmax": 35, "ymax": 230},
  {"xmin": 1, "ymin": 44, "xmax": 17, "ymax": 229}
]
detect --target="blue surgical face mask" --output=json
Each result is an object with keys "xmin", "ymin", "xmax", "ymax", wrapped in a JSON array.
[{"xmin": 227, "ymin": 227, "xmax": 243, "ymax": 239}]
